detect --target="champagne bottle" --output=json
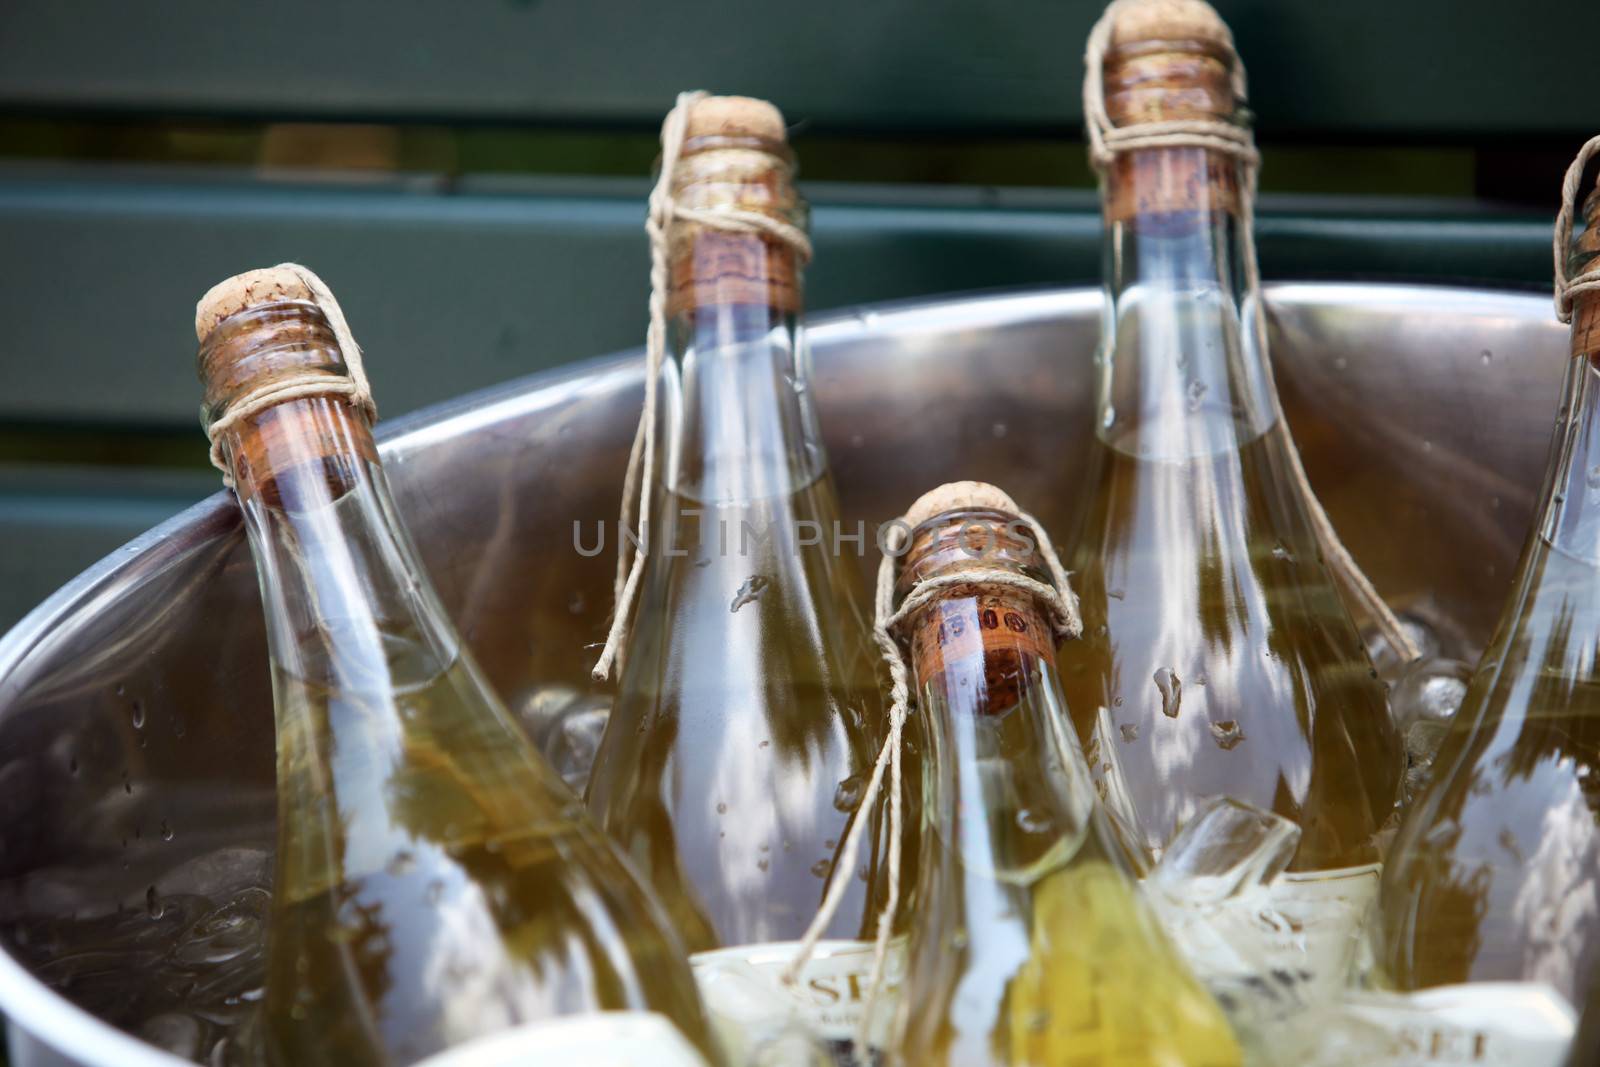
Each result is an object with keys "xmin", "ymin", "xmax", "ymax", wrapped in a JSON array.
[
  {"xmin": 1057, "ymin": 0, "xmax": 1400, "ymax": 878},
  {"xmin": 1368, "ymin": 165, "xmax": 1600, "ymax": 1047},
  {"xmin": 584, "ymin": 97, "xmax": 902, "ymax": 1049},
  {"xmin": 196, "ymin": 267, "xmax": 715, "ymax": 1066},
  {"xmin": 893, "ymin": 482, "xmax": 1239, "ymax": 1067}
]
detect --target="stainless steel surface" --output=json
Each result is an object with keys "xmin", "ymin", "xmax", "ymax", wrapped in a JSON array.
[{"xmin": 0, "ymin": 283, "xmax": 1569, "ymax": 1066}]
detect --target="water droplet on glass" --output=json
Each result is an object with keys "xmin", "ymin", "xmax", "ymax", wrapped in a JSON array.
[
  {"xmin": 1185, "ymin": 379, "xmax": 1208, "ymax": 412},
  {"xmin": 1112, "ymin": 696, "xmax": 1124, "ymax": 708},
  {"xmin": 146, "ymin": 886, "xmax": 163, "ymax": 920},
  {"xmin": 425, "ymin": 881, "xmax": 445, "ymax": 906},
  {"xmin": 1587, "ymin": 465, "xmax": 1600, "ymax": 490},
  {"xmin": 160, "ymin": 820, "xmax": 174, "ymax": 842},
  {"xmin": 1209, "ymin": 720, "xmax": 1245, "ymax": 750},
  {"xmin": 387, "ymin": 851, "xmax": 415, "ymax": 876},
  {"xmin": 1154, "ymin": 668, "xmax": 1182, "ymax": 718},
  {"xmin": 1119, "ymin": 723, "xmax": 1139, "ymax": 743},
  {"xmin": 811, "ymin": 859, "xmax": 832, "ymax": 878},
  {"xmin": 716, "ymin": 802, "xmax": 728, "ymax": 815},
  {"xmin": 833, "ymin": 774, "xmax": 865, "ymax": 812},
  {"xmin": 567, "ymin": 591, "xmax": 586, "ymax": 615},
  {"xmin": 1101, "ymin": 407, "xmax": 1116, "ymax": 430},
  {"xmin": 1333, "ymin": 355, "xmax": 1348, "ymax": 371},
  {"xmin": 759, "ymin": 739, "xmax": 770, "ymax": 748},
  {"xmin": 1016, "ymin": 809, "xmax": 1053, "ymax": 835},
  {"xmin": 115, "ymin": 684, "xmax": 126, "ymax": 698},
  {"xmin": 730, "ymin": 574, "xmax": 770, "ymax": 613},
  {"xmin": 756, "ymin": 859, "xmax": 770, "ymax": 873},
  {"xmin": 991, "ymin": 422, "xmax": 1009, "ymax": 439},
  {"xmin": 1480, "ymin": 349, "xmax": 1493, "ymax": 365},
  {"xmin": 130, "ymin": 701, "xmax": 145, "ymax": 730},
  {"xmin": 1271, "ymin": 541, "xmax": 1295, "ymax": 563}
]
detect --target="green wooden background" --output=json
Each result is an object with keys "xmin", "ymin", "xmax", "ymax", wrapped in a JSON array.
[{"xmin": 0, "ymin": 0, "xmax": 1592, "ymax": 633}]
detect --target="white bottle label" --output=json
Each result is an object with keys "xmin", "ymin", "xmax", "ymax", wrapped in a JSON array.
[
  {"xmin": 691, "ymin": 939, "xmax": 903, "ymax": 1064},
  {"xmin": 411, "ymin": 1011, "xmax": 710, "ymax": 1067},
  {"xmin": 1315, "ymin": 982, "xmax": 1577, "ymax": 1066},
  {"xmin": 1149, "ymin": 862, "xmax": 1382, "ymax": 1024}
]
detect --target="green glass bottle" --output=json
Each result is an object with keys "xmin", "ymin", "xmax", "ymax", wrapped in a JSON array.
[{"xmin": 197, "ymin": 267, "xmax": 715, "ymax": 1066}]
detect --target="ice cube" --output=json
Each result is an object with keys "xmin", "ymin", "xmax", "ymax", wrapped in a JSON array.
[
  {"xmin": 515, "ymin": 685, "xmax": 612, "ymax": 794},
  {"xmin": 1148, "ymin": 796, "xmax": 1299, "ymax": 904},
  {"xmin": 1389, "ymin": 657, "xmax": 1471, "ymax": 734}
]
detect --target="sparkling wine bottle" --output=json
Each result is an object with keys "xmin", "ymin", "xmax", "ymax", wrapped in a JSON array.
[
  {"xmin": 1057, "ymin": 0, "xmax": 1400, "ymax": 880},
  {"xmin": 583, "ymin": 97, "xmax": 903, "ymax": 1053},
  {"xmin": 196, "ymin": 266, "xmax": 715, "ymax": 1066},
  {"xmin": 1366, "ymin": 160, "xmax": 1600, "ymax": 1059},
  {"xmin": 892, "ymin": 482, "xmax": 1240, "ymax": 1066}
]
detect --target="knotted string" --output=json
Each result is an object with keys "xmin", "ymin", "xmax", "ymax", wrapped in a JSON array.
[
  {"xmin": 784, "ymin": 508, "xmax": 1083, "ymax": 1058},
  {"xmin": 204, "ymin": 263, "xmax": 376, "ymax": 483},
  {"xmin": 1083, "ymin": 0, "xmax": 1419, "ymax": 665},
  {"xmin": 1555, "ymin": 135, "xmax": 1600, "ymax": 325},
  {"xmin": 592, "ymin": 92, "xmax": 814, "ymax": 682}
]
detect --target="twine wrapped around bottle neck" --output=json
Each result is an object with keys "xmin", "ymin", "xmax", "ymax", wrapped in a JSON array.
[
  {"xmin": 1082, "ymin": 0, "xmax": 1258, "ymax": 175},
  {"xmin": 1084, "ymin": 0, "xmax": 1419, "ymax": 666},
  {"xmin": 197, "ymin": 263, "xmax": 375, "ymax": 484},
  {"xmin": 783, "ymin": 482, "xmax": 1083, "ymax": 1058},
  {"xmin": 591, "ymin": 91, "xmax": 814, "ymax": 683},
  {"xmin": 1554, "ymin": 134, "xmax": 1600, "ymax": 326}
]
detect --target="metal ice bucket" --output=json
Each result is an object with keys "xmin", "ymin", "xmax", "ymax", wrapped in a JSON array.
[{"xmin": 0, "ymin": 283, "xmax": 1570, "ymax": 1066}]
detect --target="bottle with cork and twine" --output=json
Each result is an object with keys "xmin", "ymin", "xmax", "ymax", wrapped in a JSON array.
[
  {"xmin": 585, "ymin": 93, "xmax": 911, "ymax": 1065},
  {"xmin": 193, "ymin": 265, "xmax": 720, "ymax": 1065}
]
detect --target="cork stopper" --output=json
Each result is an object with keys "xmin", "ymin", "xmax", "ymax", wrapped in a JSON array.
[
  {"xmin": 196, "ymin": 267, "xmax": 316, "ymax": 343},
  {"xmin": 898, "ymin": 482, "xmax": 1059, "ymax": 693},
  {"xmin": 683, "ymin": 96, "xmax": 787, "ymax": 144},
  {"xmin": 667, "ymin": 94, "xmax": 804, "ymax": 317},
  {"xmin": 1108, "ymin": 0, "xmax": 1231, "ymax": 49},
  {"xmin": 905, "ymin": 481, "xmax": 1022, "ymax": 530},
  {"xmin": 1578, "ymin": 184, "xmax": 1600, "ymax": 259},
  {"xmin": 1573, "ymin": 181, "xmax": 1600, "ymax": 361},
  {"xmin": 1099, "ymin": 0, "xmax": 1244, "ymax": 221},
  {"xmin": 195, "ymin": 266, "xmax": 377, "ymax": 494}
]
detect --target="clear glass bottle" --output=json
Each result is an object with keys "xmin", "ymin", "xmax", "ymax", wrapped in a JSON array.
[
  {"xmin": 1055, "ymin": 0, "xmax": 1400, "ymax": 876},
  {"xmin": 583, "ymin": 98, "xmax": 902, "ymax": 1048},
  {"xmin": 197, "ymin": 269, "xmax": 716, "ymax": 1066},
  {"xmin": 1373, "ymin": 183, "xmax": 1600, "ymax": 1013},
  {"xmin": 893, "ymin": 486, "xmax": 1239, "ymax": 1067}
]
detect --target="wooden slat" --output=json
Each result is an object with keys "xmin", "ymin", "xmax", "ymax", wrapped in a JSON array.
[
  {"xmin": 0, "ymin": 167, "xmax": 1552, "ymax": 427},
  {"xmin": 0, "ymin": 1, "xmax": 1589, "ymax": 139},
  {"xmin": 0, "ymin": 470, "xmax": 212, "ymax": 633}
]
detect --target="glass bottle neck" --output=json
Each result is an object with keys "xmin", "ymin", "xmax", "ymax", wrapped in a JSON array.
[
  {"xmin": 222, "ymin": 397, "xmax": 460, "ymax": 689},
  {"xmin": 908, "ymin": 588, "xmax": 1098, "ymax": 879},
  {"xmin": 663, "ymin": 298, "xmax": 826, "ymax": 505},
  {"xmin": 899, "ymin": 512, "xmax": 1099, "ymax": 879},
  {"xmin": 1098, "ymin": 148, "xmax": 1277, "ymax": 462},
  {"xmin": 1539, "ymin": 344, "xmax": 1600, "ymax": 567}
]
